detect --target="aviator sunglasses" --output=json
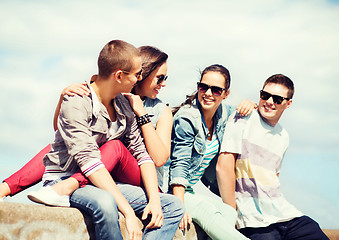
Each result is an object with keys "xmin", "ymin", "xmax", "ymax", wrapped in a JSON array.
[
  {"xmin": 197, "ymin": 82, "xmax": 226, "ymax": 96},
  {"xmin": 260, "ymin": 90, "xmax": 290, "ymax": 104},
  {"xmin": 157, "ymin": 75, "xmax": 168, "ymax": 85}
]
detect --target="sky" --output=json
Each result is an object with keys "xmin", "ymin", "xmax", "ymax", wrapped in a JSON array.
[{"xmin": 0, "ymin": 0, "xmax": 338, "ymax": 230}]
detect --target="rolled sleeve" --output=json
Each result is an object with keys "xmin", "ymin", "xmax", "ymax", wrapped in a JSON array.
[
  {"xmin": 58, "ymin": 95, "xmax": 105, "ymax": 176},
  {"xmin": 169, "ymin": 116, "xmax": 195, "ymax": 187}
]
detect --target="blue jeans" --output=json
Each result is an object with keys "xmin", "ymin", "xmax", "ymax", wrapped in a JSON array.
[
  {"xmin": 239, "ymin": 216, "xmax": 329, "ymax": 240},
  {"xmin": 70, "ymin": 184, "xmax": 184, "ymax": 240}
]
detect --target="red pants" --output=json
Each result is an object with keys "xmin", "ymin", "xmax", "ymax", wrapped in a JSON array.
[{"xmin": 5, "ymin": 140, "xmax": 141, "ymax": 196}]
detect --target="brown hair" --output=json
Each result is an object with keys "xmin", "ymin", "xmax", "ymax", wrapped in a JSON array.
[
  {"xmin": 263, "ymin": 74, "xmax": 295, "ymax": 99},
  {"xmin": 97, "ymin": 40, "xmax": 140, "ymax": 78}
]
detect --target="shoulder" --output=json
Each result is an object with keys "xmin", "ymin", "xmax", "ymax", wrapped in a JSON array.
[
  {"xmin": 114, "ymin": 94, "xmax": 135, "ymax": 118},
  {"xmin": 275, "ymin": 122, "xmax": 289, "ymax": 138},
  {"xmin": 144, "ymin": 97, "xmax": 167, "ymax": 114},
  {"xmin": 144, "ymin": 97, "xmax": 164, "ymax": 107},
  {"xmin": 62, "ymin": 94, "xmax": 92, "ymax": 111},
  {"xmin": 173, "ymin": 103, "xmax": 200, "ymax": 121}
]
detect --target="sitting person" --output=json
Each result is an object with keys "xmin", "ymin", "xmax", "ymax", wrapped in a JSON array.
[
  {"xmin": 1, "ymin": 40, "xmax": 184, "ymax": 240},
  {"xmin": 169, "ymin": 64, "xmax": 253, "ymax": 240},
  {"xmin": 216, "ymin": 74, "xmax": 329, "ymax": 240}
]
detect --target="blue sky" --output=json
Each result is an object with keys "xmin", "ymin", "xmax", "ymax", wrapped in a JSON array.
[{"xmin": 0, "ymin": 0, "xmax": 338, "ymax": 230}]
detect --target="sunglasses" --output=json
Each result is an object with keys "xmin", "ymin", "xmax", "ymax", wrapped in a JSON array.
[
  {"xmin": 260, "ymin": 90, "xmax": 290, "ymax": 104},
  {"xmin": 197, "ymin": 82, "xmax": 226, "ymax": 96},
  {"xmin": 157, "ymin": 75, "xmax": 168, "ymax": 85},
  {"xmin": 122, "ymin": 69, "xmax": 143, "ymax": 79}
]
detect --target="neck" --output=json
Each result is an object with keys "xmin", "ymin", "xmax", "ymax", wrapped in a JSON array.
[
  {"xmin": 134, "ymin": 86, "xmax": 146, "ymax": 100},
  {"xmin": 258, "ymin": 110, "xmax": 278, "ymax": 127},
  {"xmin": 202, "ymin": 109, "xmax": 215, "ymax": 128},
  {"xmin": 91, "ymin": 76, "xmax": 118, "ymax": 107}
]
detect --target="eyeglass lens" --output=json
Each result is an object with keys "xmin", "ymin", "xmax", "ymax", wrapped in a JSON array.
[
  {"xmin": 197, "ymin": 83, "xmax": 224, "ymax": 96},
  {"xmin": 260, "ymin": 90, "xmax": 288, "ymax": 104},
  {"xmin": 157, "ymin": 75, "xmax": 168, "ymax": 85}
]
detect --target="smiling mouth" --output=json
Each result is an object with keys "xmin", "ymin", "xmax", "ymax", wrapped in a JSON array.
[
  {"xmin": 202, "ymin": 96, "xmax": 214, "ymax": 103},
  {"xmin": 263, "ymin": 104, "xmax": 275, "ymax": 112}
]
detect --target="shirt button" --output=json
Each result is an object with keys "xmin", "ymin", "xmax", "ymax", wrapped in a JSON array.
[{"xmin": 199, "ymin": 149, "xmax": 202, "ymax": 153}]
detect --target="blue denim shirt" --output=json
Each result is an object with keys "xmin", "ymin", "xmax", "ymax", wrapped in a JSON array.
[{"xmin": 169, "ymin": 98, "xmax": 235, "ymax": 189}]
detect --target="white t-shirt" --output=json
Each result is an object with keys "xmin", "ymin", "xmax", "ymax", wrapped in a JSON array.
[{"xmin": 220, "ymin": 110, "xmax": 303, "ymax": 229}]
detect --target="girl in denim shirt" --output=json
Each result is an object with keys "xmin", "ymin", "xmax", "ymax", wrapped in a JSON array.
[{"xmin": 169, "ymin": 64, "xmax": 253, "ymax": 240}]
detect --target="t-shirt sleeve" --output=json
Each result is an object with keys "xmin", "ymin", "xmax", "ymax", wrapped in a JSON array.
[{"xmin": 220, "ymin": 112, "xmax": 250, "ymax": 154}]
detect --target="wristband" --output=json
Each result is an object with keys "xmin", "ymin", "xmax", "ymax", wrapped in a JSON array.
[{"xmin": 137, "ymin": 113, "xmax": 151, "ymax": 126}]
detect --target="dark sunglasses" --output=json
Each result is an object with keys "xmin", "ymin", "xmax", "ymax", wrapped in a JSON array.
[
  {"xmin": 122, "ymin": 69, "xmax": 143, "ymax": 79},
  {"xmin": 157, "ymin": 75, "xmax": 168, "ymax": 85},
  {"xmin": 197, "ymin": 82, "xmax": 226, "ymax": 96},
  {"xmin": 260, "ymin": 90, "xmax": 290, "ymax": 104}
]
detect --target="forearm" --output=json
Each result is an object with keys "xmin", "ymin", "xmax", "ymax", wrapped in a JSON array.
[
  {"xmin": 139, "ymin": 163, "xmax": 160, "ymax": 203},
  {"xmin": 88, "ymin": 168, "xmax": 135, "ymax": 217},
  {"xmin": 172, "ymin": 185, "xmax": 185, "ymax": 203},
  {"xmin": 138, "ymin": 107, "xmax": 172, "ymax": 167},
  {"xmin": 139, "ymin": 123, "xmax": 170, "ymax": 167},
  {"xmin": 53, "ymin": 94, "xmax": 64, "ymax": 131},
  {"xmin": 216, "ymin": 153, "xmax": 237, "ymax": 209}
]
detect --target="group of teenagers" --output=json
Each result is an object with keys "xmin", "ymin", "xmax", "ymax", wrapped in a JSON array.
[{"xmin": 0, "ymin": 40, "xmax": 328, "ymax": 240}]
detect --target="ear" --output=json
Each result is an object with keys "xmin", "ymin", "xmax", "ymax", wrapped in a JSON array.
[
  {"xmin": 285, "ymin": 99, "xmax": 292, "ymax": 109},
  {"xmin": 223, "ymin": 89, "xmax": 230, "ymax": 100},
  {"xmin": 113, "ymin": 70, "xmax": 123, "ymax": 84}
]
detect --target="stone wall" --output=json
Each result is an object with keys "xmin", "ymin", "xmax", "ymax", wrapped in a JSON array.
[
  {"xmin": 0, "ymin": 202, "xmax": 337, "ymax": 240},
  {"xmin": 0, "ymin": 202, "xmax": 207, "ymax": 240}
]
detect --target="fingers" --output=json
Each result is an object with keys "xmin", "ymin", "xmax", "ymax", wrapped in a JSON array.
[
  {"xmin": 141, "ymin": 207, "xmax": 150, "ymax": 221},
  {"xmin": 236, "ymin": 100, "xmax": 256, "ymax": 116},
  {"xmin": 179, "ymin": 212, "xmax": 191, "ymax": 230},
  {"xmin": 129, "ymin": 229, "xmax": 142, "ymax": 240},
  {"xmin": 142, "ymin": 204, "xmax": 164, "ymax": 229},
  {"xmin": 145, "ymin": 212, "xmax": 164, "ymax": 229},
  {"xmin": 63, "ymin": 83, "xmax": 90, "ymax": 97}
]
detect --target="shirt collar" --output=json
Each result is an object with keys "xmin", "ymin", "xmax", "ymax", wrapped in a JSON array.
[{"xmin": 88, "ymin": 82, "xmax": 101, "ymax": 118}]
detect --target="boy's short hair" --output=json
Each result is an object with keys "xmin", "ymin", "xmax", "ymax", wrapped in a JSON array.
[
  {"xmin": 263, "ymin": 74, "xmax": 295, "ymax": 99},
  {"xmin": 98, "ymin": 40, "xmax": 140, "ymax": 78}
]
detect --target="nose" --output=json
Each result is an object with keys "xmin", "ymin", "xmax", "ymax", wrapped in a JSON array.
[
  {"xmin": 159, "ymin": 81, "xmax": 166, "ymax": 87},
  {"xmin": 266, "ymin": 96, "xmax": 274, "ymax": 104},
  {"xmin": 205, "ymin": 88, "xmax": 213, "ymax": 96}
]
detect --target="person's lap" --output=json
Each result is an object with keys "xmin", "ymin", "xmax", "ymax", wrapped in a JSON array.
[{"xmin": 239, "ymin": 216, "xmax": 329, "ymax": 240}]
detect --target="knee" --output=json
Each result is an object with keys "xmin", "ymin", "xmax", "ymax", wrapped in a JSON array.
[
  {"xmin": 104, "ymin": 139, "xmax": 124, "ymax": 150},
  {"xmin": 91, "ymin": 192, "xmax": 119, "ymax": 221},
  {"xmin": 162, "ymin": 194, "xmax": 185, "ymax": 218}
]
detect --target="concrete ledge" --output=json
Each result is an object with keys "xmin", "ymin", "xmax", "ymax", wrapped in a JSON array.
[
  {"xmin": 0, "ymin": 202, "xmax": 208, "ymax": 240},
  {"xmin": 0, "ymin": 202, "xmax": 337, "ymax": 240}
]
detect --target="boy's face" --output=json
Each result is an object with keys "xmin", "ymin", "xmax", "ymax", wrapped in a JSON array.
[
  {"xmin": 258, "ymin": 83, "xmax": 292, "ymax": 126},
  {"xmin": 120, "ymin": 56, "xmax": 142, "ymax": 93}
]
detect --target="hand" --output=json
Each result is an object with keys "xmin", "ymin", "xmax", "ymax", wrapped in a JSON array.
[
  {"xmin": 179, "ymin": 212, "xmax": 192, "ymax": 231},
  {"xmin": 122, "ymin": 93, "xmax": 147, "ymax": 117},
  {"xmin": 141, "ymin": 200, "xmax": 164, "ymax": 229},
  {"xmin": 62, "ymin": 82, "xmax": 90, "ymax": 97},
  {"xmin": 125, "ymin": 214, "xmax": 143, "ymax": 240},
  {"xmin": 236, "ymin": 100, "xmax": 257, "ymax": 116}
]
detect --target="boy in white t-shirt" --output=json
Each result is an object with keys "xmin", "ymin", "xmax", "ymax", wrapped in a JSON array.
[{"xmin": 216, "ymin": 74, "xmax": 328, "ymax": 240}]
